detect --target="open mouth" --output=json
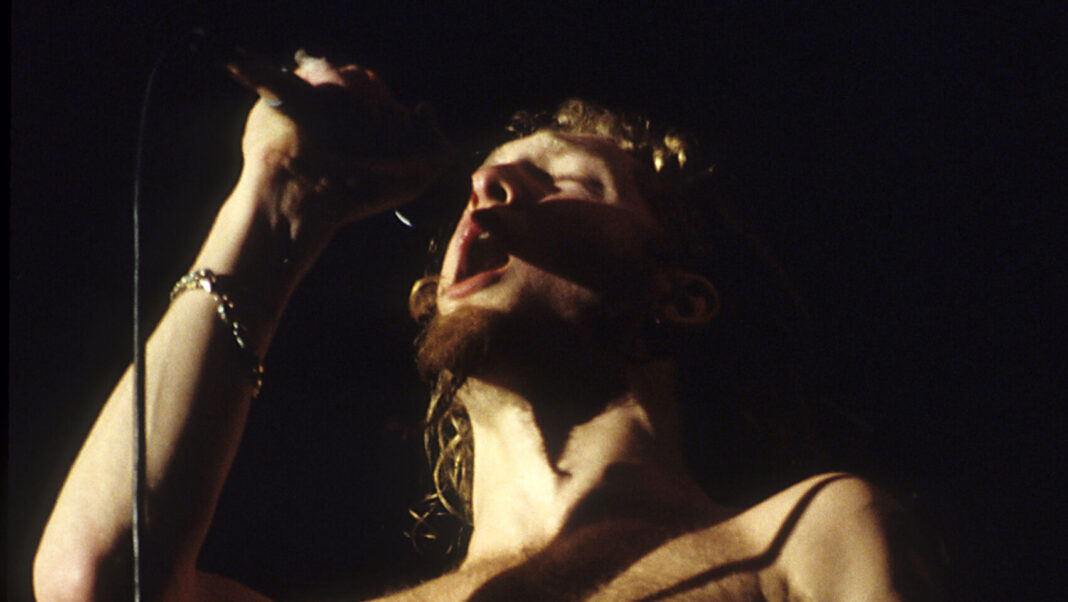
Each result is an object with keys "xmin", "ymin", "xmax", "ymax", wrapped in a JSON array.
[{"xmin": 454, "ymin": 224, "xmax": 510, "ymax": 285}]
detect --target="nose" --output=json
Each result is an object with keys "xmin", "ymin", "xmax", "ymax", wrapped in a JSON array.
[{"xmin": 469, "ymin": 162, "xmax": 546, "ymax": 209}]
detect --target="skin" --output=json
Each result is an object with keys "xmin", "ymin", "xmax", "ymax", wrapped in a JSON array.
[{"xmin": 33, "ymin": 56, "xmax": 934, "ymax": 601}]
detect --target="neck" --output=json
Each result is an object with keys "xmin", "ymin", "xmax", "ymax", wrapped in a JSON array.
[{"xmin": 457, "ymin": 358, "xmax": 718, "ymax": 567}]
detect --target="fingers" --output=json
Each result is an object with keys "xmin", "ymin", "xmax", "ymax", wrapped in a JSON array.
[
  {"xmin": 291, "ymin": 50, "xmax": 347, "ymax": 86},
  {"xmin": 237, "ymin": 50, "xmax": 454, "ymax": 225},
  {"xmin": 292, "ymin": 51, "xmax": 391, "ymax": 103},
  {"xmin": 227, "ymin": 48, "xmax": 314, "ymax": 108},
  {"xmin": 338, "ymin": 65, "xmax": 394, "ymax": 105},
  {"xmin": 229, "ymin": 48, "xmax": 387, "ymax": 108}
]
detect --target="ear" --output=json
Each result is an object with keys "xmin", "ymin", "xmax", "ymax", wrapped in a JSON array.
[
  {"xmin": 408, "ymin": 275, "xmax": 439, "ymax": 322},
  {"xmin": 654, "ymin": 270, "xmax": 720, "ymax": 328}
]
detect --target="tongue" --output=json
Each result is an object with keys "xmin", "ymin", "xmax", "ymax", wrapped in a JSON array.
[{"xmin": 461, "ymin": 233, "xmax": 509, "ymax": 280}]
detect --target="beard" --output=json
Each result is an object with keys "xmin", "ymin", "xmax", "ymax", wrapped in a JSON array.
[
  {"xmin": 415, "ymin": 300, "xmax": 640, "ymax": 469},
  {"xmin": 415, "ymin": 305, "xmax": 504, "ymax": 383},
  {"xmin": 415, "ymin": 298, "xmax": 636, "ymax": 409}
]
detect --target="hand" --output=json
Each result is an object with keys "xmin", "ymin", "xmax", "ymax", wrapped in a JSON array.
[{"xmin": 236, "ymin": 51, "xmax": 454, "ymax": 244}]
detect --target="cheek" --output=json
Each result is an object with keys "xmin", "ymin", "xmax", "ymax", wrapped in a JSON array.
[{"xmin": 517, "ymin": 262, "xmax": 604, "ymax": 321}]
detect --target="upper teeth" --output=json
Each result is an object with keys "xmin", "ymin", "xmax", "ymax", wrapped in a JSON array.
[{"xmin": 477, "ymin": 231, "xmax": 492, "ymax": 241}]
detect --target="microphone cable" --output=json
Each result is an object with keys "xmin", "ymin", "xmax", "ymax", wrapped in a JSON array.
[
  {"xmin": 131, "ymin": 45, "xmax": 164, "ymax": 602},
  {"xmin": 130, "ymin": 27, "xmax": 210, "ymax": 600},
  {"xmin": 130, "ymin": 36, "xmax": 166, "ymax": 602}
]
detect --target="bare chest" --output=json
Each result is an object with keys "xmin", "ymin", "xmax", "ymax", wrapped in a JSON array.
[
  {"xmin": 583, "ymin": 526, "xmax": 783, "ymax": 601},
  {"xmin": 380, "ymin": 522, "xmax": 786, "ymax": 601}
]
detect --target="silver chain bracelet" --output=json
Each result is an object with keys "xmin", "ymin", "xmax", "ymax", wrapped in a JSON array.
[{"xmin": 170, "ymin": 268, "xmax": 265, "ymax": 398}]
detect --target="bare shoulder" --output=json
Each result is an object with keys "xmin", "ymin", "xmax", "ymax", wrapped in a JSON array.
[
  {"xmin": 367, "ymin": 474, "xmax": 941, "ymax": 601},
  {"xmin": 736, "ymin": 472, "xmax": 940, "ymax": 601},
  {"xmin": 748, "ymin": 472, "xmax": 898, "ymax": 535}
]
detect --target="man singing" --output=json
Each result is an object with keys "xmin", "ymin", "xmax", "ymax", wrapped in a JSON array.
[{"xmin": 35, "ymin": 53, "xmax": 936, "ymax": 600}]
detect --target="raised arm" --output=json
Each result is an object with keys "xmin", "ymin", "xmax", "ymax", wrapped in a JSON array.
[{"xmin": 33, "ymin": 54, "xmax": 450, "ymax": 602}]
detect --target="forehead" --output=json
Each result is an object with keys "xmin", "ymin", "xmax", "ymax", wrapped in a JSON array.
[
  {"xmin": 480, "ymin": 132, "xmax": 658, "ymax": 227},
  {"xmin": 482, "ymin": 131, "xmax": 640, "ymax": 186}
]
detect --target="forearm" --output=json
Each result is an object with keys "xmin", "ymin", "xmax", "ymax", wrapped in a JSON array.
[
  {"xmin": 35, "ymin": 53, "xmax": 450, "ymax": 599},
  {"xmin": 34, "ymin": 171, "xmax": 324, "ymax": 601}
]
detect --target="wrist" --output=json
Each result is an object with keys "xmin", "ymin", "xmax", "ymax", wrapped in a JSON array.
[
  {"xmin": 189, "ymin": 168, "xmax": 335, "ymax": 344},
  {"xmin": 235, "ymin": 152, "xmax": 342, "ymax": 261}
]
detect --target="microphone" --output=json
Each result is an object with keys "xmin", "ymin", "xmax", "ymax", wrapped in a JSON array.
[
  {"xmin": 184, "ymin": 28, "xmax": 447, "ymax": 230},
  {"xmin": 188, "ymin": 28, "xmax": 383, "ymax": 153}
]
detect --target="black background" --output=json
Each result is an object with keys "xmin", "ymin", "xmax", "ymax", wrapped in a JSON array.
[{"xmin": 10, "ymin": 1, "xmax": 1060, "ymax": 600}]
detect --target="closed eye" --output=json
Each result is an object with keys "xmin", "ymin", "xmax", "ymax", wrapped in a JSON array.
[{"xmin": 554, "ymin": 175, "xmax": 605, "ymax": 198}]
